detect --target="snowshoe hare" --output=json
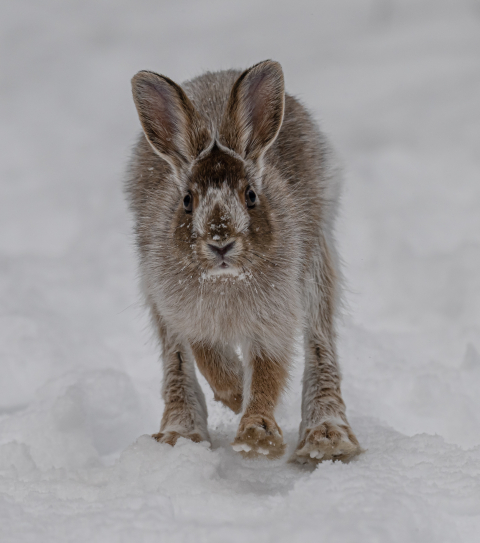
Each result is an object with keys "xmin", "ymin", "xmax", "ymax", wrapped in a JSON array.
[{"xmin": 127, "ymin": 60, "xmax": 362, "ymax": 463}]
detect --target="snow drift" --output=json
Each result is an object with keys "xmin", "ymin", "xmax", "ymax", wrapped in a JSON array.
[{"xmin": 0, "ymin": 0, "xmax": 479, "ymax": 541}]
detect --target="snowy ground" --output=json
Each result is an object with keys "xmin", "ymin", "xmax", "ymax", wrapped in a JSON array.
[{"xmin": 1, "ymin": 1, "xmax": 480, "ymax": 541}]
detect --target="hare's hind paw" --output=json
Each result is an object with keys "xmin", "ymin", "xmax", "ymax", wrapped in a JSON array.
[
  {"xmin": 291, "ymin": 420, "xmax": 362, "ymax": 464},
  {"xmin": 153, "ymin": 430, "xmax": 209, "ymax": 447},
  {"xmin": 232, "ymin": 414, "xmax": 286, "ymax": 459},
  {"xmin": 213, "ymin": 391, "xmax": 243, "ymax": 414}
]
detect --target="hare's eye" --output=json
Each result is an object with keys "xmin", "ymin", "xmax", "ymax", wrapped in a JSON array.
[
  {"xmin": 246, "ymin": 188, "xmax": 256, "ymax": 209},
  {"xmin": 183, "ymin": 192, "xmax": 193, "ymax": 213}
]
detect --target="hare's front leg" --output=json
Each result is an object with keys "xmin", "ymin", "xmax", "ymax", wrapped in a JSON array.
[
  {"xmin": 232, "ymin": 349, "xmax": 288, "ymax": 459},
  {"xmin": 293, "ymin": 242, "xmax": 362, "ymax": 464},
  {"xmin": 293, "ymin": 331, "xmax": 362, "ymax": 463},
  {"xmin": 150, "ymin": 306, "xmax": 209, "ymax": 446},
  {"xmin": 191, "ymin": 343, "xmax": 243, "ymax": 414}
]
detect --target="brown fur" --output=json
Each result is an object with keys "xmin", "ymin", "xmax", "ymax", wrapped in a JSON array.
[
  {"xmin": 126, "ymin": 60, "xmax": 362, "ymax": 463},
  {"xmin": 232, "ymin": 350, "xmax": 288, "ymax": 458},
  {"xmin": 191, "ymin": 342, "xmax": 243, "ymax": 414}
]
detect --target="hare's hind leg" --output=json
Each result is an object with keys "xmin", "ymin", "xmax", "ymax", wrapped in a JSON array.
[
  {"xmin": 150, "ymin": 305, "xmax": 209, "ymax": 446},
  {"xmin": 231, "ymin": 344, "xmax": 289, "ymax": 459},
  {"xmin": 292, "ymin": 237, "xmax": 362, "ymax": 464},
  {"xmin": 191, "ymin": 343, "xmax": 243, "ymax": 414}
]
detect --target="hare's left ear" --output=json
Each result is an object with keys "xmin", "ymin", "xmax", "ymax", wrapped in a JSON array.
[
  {"xmin": 220, "ymin": 60, "xmax": 285, "ymax": 161},
  {"xmin": 131, "ymin": 70, "xmax": 209, "ymax": 174}
]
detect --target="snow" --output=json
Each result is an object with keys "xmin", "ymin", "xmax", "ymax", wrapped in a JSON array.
[{"xmin": 1, "ymin": 0, "xmax": 479, "ymax": 541}]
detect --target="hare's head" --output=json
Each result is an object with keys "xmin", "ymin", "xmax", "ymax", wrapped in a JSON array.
[{"xmin": 131, "ymin": 61, "xmax": 285, "ymax": 278}]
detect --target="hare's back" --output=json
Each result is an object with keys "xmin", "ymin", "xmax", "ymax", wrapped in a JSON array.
[{"xmin": 182, "ymin": 70, "xmax": 241, "ymax": 131}]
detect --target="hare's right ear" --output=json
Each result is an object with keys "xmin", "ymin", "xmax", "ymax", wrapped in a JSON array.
[
  {"xmin": 131, "ymin": 71, "xmax": 209, "ymax": 173},
  {"xmin": 220, "ymin": 60, "xmax": 285, "ymax": 162}
]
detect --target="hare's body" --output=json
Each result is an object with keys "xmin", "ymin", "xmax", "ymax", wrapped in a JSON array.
[{"xmin": 127, "ymin": 62, "xmax": 361, "ymax": 462}]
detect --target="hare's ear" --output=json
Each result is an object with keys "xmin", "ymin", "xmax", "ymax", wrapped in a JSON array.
[
  {"xmin": 131, "ymin": 71, "xmax": 208, "ymax": 173},
  {"xmin": 220, "ymin": 60, "xmax": 285, "ymax": 161}
]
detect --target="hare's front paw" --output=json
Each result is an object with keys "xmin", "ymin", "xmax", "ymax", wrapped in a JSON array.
[
  {"xmin": 153, "ymin": 429, "xmax": 209, "ymax": 446},
  {"xmin": 232, "ymin": 414, "xmax": 286, "ymax": 459},
  {"xmin": 292, "ymin": 420, "xmax": 362, "ymax": 464}
]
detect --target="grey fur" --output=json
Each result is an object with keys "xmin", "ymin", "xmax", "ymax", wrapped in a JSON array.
[{"xmin": 126, "ymin": 60, "xmax": 361, "ymax": 462}]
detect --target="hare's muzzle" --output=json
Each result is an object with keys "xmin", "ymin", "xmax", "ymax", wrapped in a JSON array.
[
  {"xmin": 204, "ymin": 238, "xmax": 240, "ymax": 275},
  {"xmin": 208, "ymin": 241, "xmax": 235, "ymax": 259}
]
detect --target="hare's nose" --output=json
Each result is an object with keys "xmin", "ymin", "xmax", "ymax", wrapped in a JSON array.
[{"xmin": 208, "ymin": 241, "xmax": 235, "ymax": 257}]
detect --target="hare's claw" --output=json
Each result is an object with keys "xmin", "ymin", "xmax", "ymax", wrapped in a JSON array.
[
  {"xmin": 232, "ymin": 414, "xmax": 285, "ymax": 459},
  {"xmin": 153, "ymin": 430, "xmax": 208, "ymax": 447},
  {"xmin": 291, "ymin": 420, "xmax": 362, "ymax": 464}
]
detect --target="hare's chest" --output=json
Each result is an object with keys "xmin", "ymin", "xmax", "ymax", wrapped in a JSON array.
[
  {"xmin": 157, "ymin": 283, "xmax": 256, "ymax": 342},
  {"xmin": 159, "ymin": 280, "xmax": 300, "ymax": 351}
]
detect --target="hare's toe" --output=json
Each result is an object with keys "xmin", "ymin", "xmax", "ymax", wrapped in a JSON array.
[
  {"xmin": 232, "ymin": 414, "xmax": 285, "ymax": 459},
  {"xmin": 153, "ymin": 430, "xmax": 208, "ymax": 447},
  {"xmin": 291, "ymin": 421, "xmax": 362, "ymax": 464}
]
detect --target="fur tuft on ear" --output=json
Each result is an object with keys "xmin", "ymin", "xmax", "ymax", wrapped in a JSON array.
[
  {"xmin": 220, "ymin": 60, "xmax": 285, "ymax": 161},
  {"xmin": 131, "ymin": 71, "xmax": 210, "ymax": 173}
]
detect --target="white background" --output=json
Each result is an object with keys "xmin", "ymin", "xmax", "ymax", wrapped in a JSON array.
[{"xmin": 1, "ymin": 1, "xmax": 479, "ymax": 541}]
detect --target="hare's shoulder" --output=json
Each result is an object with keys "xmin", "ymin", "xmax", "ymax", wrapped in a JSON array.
[{"xmin": 268, "ymin": 94, "xmax": 329, "ymax": 191}]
